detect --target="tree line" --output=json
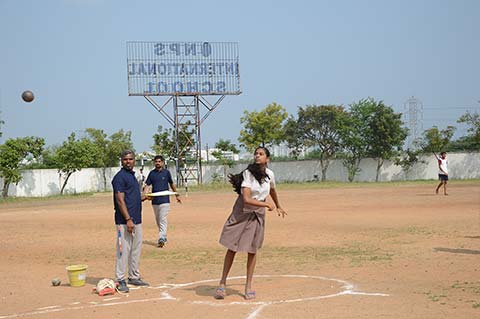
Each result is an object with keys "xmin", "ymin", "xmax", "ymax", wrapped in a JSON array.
[
  {"xmin": 238, "ymin": 98, "xmax": 479, "ymax": 182},
  {"xmin": 0, "ymin": 98, "xmax": 479, "ymax": 197},
  {"xmin": 0, "ymin": 129, "xmax": 133, "ymax": 197}
]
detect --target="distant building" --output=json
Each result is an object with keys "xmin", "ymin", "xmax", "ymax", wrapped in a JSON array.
[
  {"xmin": 270, "ymin": 144, "xmax": 290, "ymax": 157},
  {"xmin": 238, "ymin": 143, "xmax": 310, "ymax": 159},
  {"xmin": 136, "ymin": 143, "xmax": 312, "ymax": 166},
  {"xmin": 201, "ymin": 148, "xmax": 239, "ymax": 162}
]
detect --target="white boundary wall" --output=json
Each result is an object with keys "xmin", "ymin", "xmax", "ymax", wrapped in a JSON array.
[
  {"xmin": 2, "ymin": 152, "xmax": 479, "ymax": 197},
  {"xmin": 204, "ymin": 152, "xmax": 480, "ymax": 183}
]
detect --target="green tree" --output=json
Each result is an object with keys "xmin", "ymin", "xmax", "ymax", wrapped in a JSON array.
[
  {"xmin": 296, "ymin": 104, "xmax": 347, "ymax": 181},
  {"xmin": 0, "ymin": 136, "xmax": 45, "ymax": 198},
  {"xmin": 84, "ymin": 128, "xmax": 134, "ymax": 190},
  {"xmin": 453, "ymin": 111, "xmax": 480, "ymax": 151},
  {"xmin": 418, "ymin": 126, "xmax": 456, "ymax": 153},
  {"xmin": 211, "ymin": 139, "xmax": 239, "ymax": 182},
  {"xmin": 84, "ymin": 128, "xmax": 108, "ymax": 168},
  {"xmin": 394, "ymin": 147, "xmax": 425, "ymax": 179},
  {"xmin": 25, "ymin": 145, "xmax": 59, "ymax": 169},
  {"xmin": 105, "ymin": 129, "xmax": 134, "ymax": 166},
  {"xmin": 239, "ymin": 102, "xmax": 288, "ymax": 152},
  {"xmin": 359, "ymin": 98, "xmax": 408, "ymax": 182},
  {"xmin": 56, "ymin": 132, "xmax": 99, "ymax": 195},
  {"xmin": 283, "ymin": 116, "xmax": 304, "ymax": 160},
  {"xmin": 152, "ymin": 124, "xmax": 194, "ymax": 160},
  {"xmin": 40, "ymin": 146, "xmax": 60, "ymax": 168},
  {"xmin": 338, "ymin": 102, "xmax": 371, "ymax": 182},
  {"xmin": 152, "ymin": 125, "xmax": 176, "ymax": 158}
]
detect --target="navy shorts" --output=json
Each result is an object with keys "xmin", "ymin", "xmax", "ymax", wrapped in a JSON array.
[{"xmin": 438, "ymin": 174, "xmax": 448, "ymax": 181}]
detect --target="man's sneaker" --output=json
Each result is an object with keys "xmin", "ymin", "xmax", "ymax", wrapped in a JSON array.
[
  {"xmin": 128, "ymin": 278, "xmax": 149, "ymax": 286},
  {"xmin": 117, "ymin": 280, "xmax": 129, "ymax": 293},
  {"xmin": 157, "ymin": 238, "xmax": 167, "ymax": 248}
]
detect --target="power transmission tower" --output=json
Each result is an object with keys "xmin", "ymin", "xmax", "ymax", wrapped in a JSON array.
[{"xmin": 404, "ymin": 96, "xmax": 423, "ymax": 148}]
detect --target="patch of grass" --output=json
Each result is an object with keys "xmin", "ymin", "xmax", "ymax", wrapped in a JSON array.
[
  {"xmin": 378, "ymin": 226, "xmax": 439, "ymax": 239},
  {"xmin": 185, "ymin": 178, "xmax": 480, "ymax": 193},
  {"xmin": 0, "ymin": 192, "xmax": 96, "ymax": 204},
  {"xmin": 451, "ymin": 281, "xmax": 480, "ymax": 295},
  {"xmin": 404, "ymin": 226, "xmax": 437, "ymax": 236},
  {"xmin": 141, "ymin": 243, "xmax": 393, "ymax": 269},
  {"xmin": 424, "ymin": 291, "xmax": 447, "ymax": 303},
  {"xmin": 425, "ymin": 281, "xmax": 480, "ymax": 308},
  {"xmin": 278, "ymin": 179, "xmax": 480, "ymax": 190},
  {"xmin": 3, "ymin": 178, "xmax": 478, "ymax": 201},
  {"xmin": 258, "ymin": 244, "xmax": 392, "ymax": 266},
  {"xmin": 376, "ymin": 228, "xmax": 402, "ymax": 239}
]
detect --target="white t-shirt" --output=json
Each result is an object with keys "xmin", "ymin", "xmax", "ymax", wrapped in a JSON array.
[
  {"xmin": 241, "ymin": 168, "xmax": 275, "ymax": 201},
  {"xmin": 438, "ymin": 158, "xmax": 448, "ymax": 175}
]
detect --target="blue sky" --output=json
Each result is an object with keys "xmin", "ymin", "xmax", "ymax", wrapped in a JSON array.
[{"xmin": 1, "ymin": 0, "xmax": 479, "ymax": 152}]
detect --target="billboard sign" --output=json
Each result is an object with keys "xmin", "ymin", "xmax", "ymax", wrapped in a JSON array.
[{"xmin": 127, "ymin": 42, "xmax": 241, "ymax": 96}]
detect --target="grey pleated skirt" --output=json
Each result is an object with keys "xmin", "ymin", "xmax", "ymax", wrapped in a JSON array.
[{"xmin": 219, "ymin": 196, "xmax": 266, "ymax": 254}]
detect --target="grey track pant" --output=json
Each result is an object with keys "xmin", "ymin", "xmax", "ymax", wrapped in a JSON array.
[
  {"xmin": 115, "ymin": 223, "xmax": 143, "ymax": 282},
  {"xmin": 152, "ymin": 203, "xmax": 170, "ymax": 240}
]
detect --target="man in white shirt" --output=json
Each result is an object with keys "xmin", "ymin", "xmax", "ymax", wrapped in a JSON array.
[{"xmin": 434, "ymin": 151, "xmax": 448, "ymax": 195}]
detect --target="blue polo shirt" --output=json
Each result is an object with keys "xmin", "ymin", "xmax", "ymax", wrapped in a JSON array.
[
  {"xmin": 145, "ymin": 168, "xmax": 173, "ymax": 205},
  {"xmin": 112, "ymin": 168, "xmax": 142, "ymax": 224}
]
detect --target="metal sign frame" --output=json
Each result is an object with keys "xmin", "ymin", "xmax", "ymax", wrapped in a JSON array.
[{"xmin": 129, "ymin": 42, "xmax": 241, "ymax": 186}]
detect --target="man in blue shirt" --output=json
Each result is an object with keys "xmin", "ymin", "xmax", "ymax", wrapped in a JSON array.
[
  {"xmin": 112, "ymin": 150, "xmax": 149, "ymax": 293},
  {"xmin": 144, "ymin": 155, "xmax": 181, "ymax": 248}
]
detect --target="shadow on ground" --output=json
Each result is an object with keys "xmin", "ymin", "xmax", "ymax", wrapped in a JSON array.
[
  {"xmin": 184, "ymin": 285, "xmax": 242, "ymax": 298},
  {"xmin": 434, "ymin": 247, "xmax": 480, "ymax": 255}
]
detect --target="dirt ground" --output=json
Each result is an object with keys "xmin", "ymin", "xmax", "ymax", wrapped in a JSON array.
[{"xmin": 1, "ymin": 181, "xmax": 479, "ymax": 319}]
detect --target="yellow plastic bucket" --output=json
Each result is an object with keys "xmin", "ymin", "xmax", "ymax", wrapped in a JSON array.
[{"xmin": 66, "ymin": 264, "xmax": 88, "ymax": 287}]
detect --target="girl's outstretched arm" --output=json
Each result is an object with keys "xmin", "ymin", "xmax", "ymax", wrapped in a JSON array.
[{"xmin": 269, "ymin": 188, "xmax": 287, "ymax": 218}]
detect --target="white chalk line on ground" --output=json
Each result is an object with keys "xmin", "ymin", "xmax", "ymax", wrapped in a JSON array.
[
  {"xmin": 0, "ymin": 275, "xmax": 388, "ymax": 319},
  {"xmin": 182, "ymin": 275, "xmax": 389, "ymax": 319}
]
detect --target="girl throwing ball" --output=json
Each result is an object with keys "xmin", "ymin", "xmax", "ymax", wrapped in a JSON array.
[{"xmin": 215, "ymin": 146, "xmax": 287, "ymax": 300}]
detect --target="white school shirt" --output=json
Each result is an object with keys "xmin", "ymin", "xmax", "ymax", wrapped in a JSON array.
[
  {"xmin": 241, "ymin": 168, "xmax": 275, "ymax": 201},
  {"xmin": 438, "ymin": 158, "xmax": 448, "ymax": 175}
]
